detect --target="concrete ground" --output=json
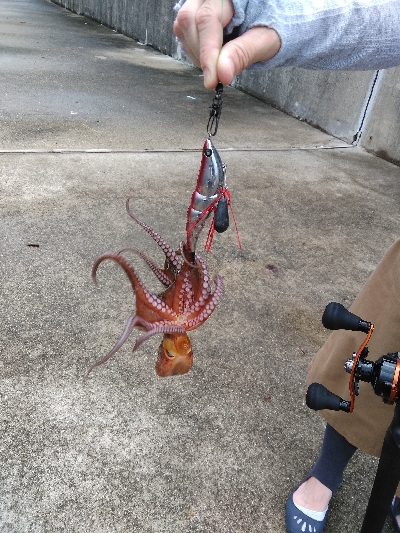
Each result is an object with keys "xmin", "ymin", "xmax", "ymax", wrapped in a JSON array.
[{"xmin": 1, "ymin": 1, "xmax": 400, "ymax": 532}]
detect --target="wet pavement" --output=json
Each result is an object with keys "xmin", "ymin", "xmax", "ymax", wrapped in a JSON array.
[{"xmin": 1, "ymin": 1, "xmax": 400, "ymax": 532}]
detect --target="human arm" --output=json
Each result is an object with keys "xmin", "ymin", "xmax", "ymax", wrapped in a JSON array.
[
  {"xmin": 174, "ymin": 0, "xmax": 280, "ymax": 88},
  {"xmin": 174, "ymin": 0, "xmax": 400, "ymax": 89}
]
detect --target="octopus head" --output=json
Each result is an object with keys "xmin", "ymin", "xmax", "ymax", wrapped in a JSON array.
[{"xmin": 155, "ymin": 333, "xmax": 193, "ymax": 377}]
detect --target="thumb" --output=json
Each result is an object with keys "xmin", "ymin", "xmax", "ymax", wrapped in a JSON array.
[{"xmin": 217, "ymin": 26, "xmax": 281, "ymax": 85}]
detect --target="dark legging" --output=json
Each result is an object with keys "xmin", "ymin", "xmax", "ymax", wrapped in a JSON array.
[{"xmin": 309, "ymin": 423, "xmax": 357, "ymax": 494}]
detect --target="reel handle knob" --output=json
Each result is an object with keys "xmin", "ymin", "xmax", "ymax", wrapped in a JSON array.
[
  {"xmin": 322, "ymin": 302, "xmax": 371, "ymax": 334},
  {"xmin": 306, "ymin": 383, "xmax": 351, "ymax": 413}
]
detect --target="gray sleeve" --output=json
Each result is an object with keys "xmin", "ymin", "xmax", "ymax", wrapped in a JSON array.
[{"xmin": 174, "ymin": 0, "xmax": 400, "ymax": 70}]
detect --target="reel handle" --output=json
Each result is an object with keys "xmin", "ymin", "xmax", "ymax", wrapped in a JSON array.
[
  {"xmin": 322, "ymin": 302, "xmax": 371, "ymax": 334},
  {"xmin": 306, "ymin": 383, "xmax": 351, "ymax": 413}
]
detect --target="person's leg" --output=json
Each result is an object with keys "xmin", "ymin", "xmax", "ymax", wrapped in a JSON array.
[
  {"xmin": 286, "ymin": 424, "xmax": 357, "ymax": 532},
  {"xmin": 297, "ymin": 423, "xmax": 357, "ymax": 502},
  {"xmin": 391, "ymin": 496, "xmax": 400, "ymax": 532}
]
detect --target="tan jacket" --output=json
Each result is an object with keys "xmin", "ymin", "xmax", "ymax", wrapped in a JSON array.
[{"xmin": 308, "ymin": 238, "xmax": 400, "ymax": 460}]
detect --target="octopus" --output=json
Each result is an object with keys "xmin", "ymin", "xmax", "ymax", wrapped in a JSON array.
[{"xmin": 87, "ymin": 198, "xmax": 224, "ymax": 377}]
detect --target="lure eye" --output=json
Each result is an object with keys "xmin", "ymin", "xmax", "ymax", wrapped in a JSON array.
[{"xmin": 204, "ymin": 148, "xmax": 212, "ymax": 157}]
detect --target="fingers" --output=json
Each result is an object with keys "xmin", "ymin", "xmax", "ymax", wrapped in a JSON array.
[
  {"xmin": 217, "ymin": 27, "xmax": 281, "ymax": 86},
  {"xmin": 195, "ymin": 0, "xmax": 234, "ymax": 88},
  {"xmin": 174, "ymin": 0, "xmax": 204, "ymax": 69},
  {"xmin": 174, "ymin": 1, "xmax": 281, "ymax": 89},
  {"xmin": 174, "ymin": 0, "xmax": 234, "ymax": 88}
]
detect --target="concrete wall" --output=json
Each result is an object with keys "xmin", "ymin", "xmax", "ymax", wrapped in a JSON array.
[
  {"xmin": 361, "ymin": 68, "xmax": 400, "ymax": 166},
  {"xmin": 51, "ymin": 0, "xmax": 400, "ymax": 165},
  {"xmin": 51, "ymin": 0, "xmax": 178, "ymax": 56},
  {"xmin": 234, "ymin": 67, "xmax": 400, "ymax": 166},
  {"xmin": 233, "ymin": 68, "xmax": 377, "ymax": 144}
]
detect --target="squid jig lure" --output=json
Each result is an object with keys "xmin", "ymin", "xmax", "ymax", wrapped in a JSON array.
[{"xmin": 186, "ymin": 83, "xmax": 241, "ymax": 255}]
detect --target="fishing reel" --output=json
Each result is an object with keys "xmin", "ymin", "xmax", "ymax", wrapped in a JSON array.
[{"xmin": 306, "ymin": 302, "xmax": 400, "ymax": 413}]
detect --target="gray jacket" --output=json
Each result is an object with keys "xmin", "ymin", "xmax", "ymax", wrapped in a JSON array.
[{"xmin": 174, "ymin": 0, "xmax": 400, "ymax": 70}]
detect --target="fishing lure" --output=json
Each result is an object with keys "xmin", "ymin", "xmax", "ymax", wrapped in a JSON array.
[
  {"xmin": 186, "ymin": 137, "xmax": 241, "ymax": 254},
  {"xmin": 186, "ymin": 83, "xmax": 241, "ymax": 254}
]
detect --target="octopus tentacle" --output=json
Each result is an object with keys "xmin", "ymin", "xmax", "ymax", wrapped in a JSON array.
[
  {"xmin": 191, "ymin": 255, "xmax": 212, "ymax": 305},
  {"xmin": 117, "ymin": 247, "xmax": 174, "ymax": 287},
  {"xmin": 132, "ymin": 322, "xmax": 187, "ymax": 352},
  {"xmin": 92, "ymin": 252, "xmax": 177, "ymax": 322},
  {"xmin": 167, "ymin": 244, "xmax": 200, "ymax": 314},
  {"xmin": 175, "ymin": 269, "xmax": 196, "ymax": 315},
  {"xmin": 172, "ymin": 254, "xmax": 211, "ymax": 315},
  {"xmin": 86, "ymin": 315, "xmax": 146, "ymax": 376},
  {"xmin": 126, "ymin": 198, "xmax": 182, "ymax": 270},
  {"xmin": 183, "ymin": 275, "xmax": 224, "ymax": 330}
]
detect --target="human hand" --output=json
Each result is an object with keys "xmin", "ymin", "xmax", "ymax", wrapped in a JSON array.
[{"xmin": 174, "ymin": 0, "xmax": 281, "ymax": 89}]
